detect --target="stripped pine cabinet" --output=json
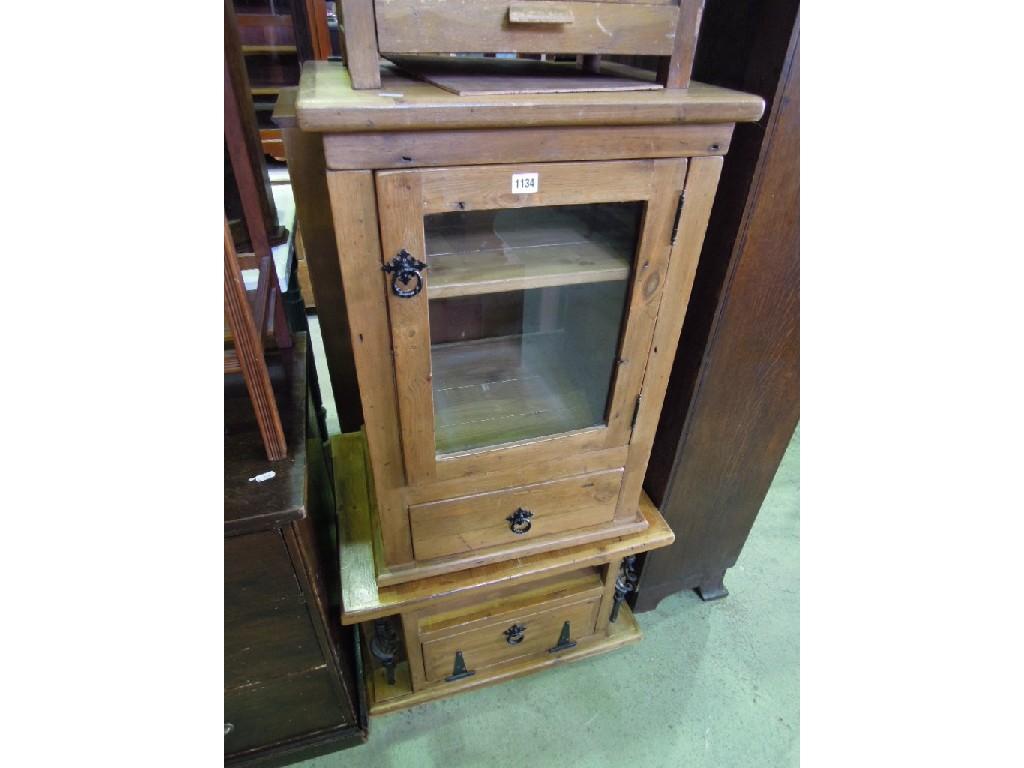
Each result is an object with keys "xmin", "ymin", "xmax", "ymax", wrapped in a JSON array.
[
  {"xmin": 281, "ymin": 59, "xmax": 763, "ymax": 712},
  {"xmin": 286, "ymin": 62, "xmax": 761, "ymax": 586}
]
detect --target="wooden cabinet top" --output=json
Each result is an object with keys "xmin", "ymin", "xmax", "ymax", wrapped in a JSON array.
[{"xmin": 292, "ymin": 61, "xmax": 764, "ymax": 133}]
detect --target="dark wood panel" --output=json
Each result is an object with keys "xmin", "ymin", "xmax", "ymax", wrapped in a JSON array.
[
  {"xmin": 224, "ymin": 667, "xmax": 345, "ymax": 755},
  {"xmin": 224, "ymin": 335, "xmax": 366, "ymax": 764},
  {"xmin": 637, "ymin": 1, "xmax": 799, "ymax": 608},
  {"xmin": 224, "ymin": 531, "xmax": 324, "ymax": 690}
]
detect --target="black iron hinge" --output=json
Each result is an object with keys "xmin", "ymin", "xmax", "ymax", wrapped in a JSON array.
[
  {"xmin": 670, "ymin": 191, "xmax": 686, "ymax": 245},
  {"xmin": 631, "ymin": 394, "xmax": 642, "ymax": 430}
]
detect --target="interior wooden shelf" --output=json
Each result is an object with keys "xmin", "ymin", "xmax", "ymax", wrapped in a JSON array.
[
  {"xmin": 250, "ymin": 85, "xmax": 283, "ymax": 95},
  {"xmin": 425, "ymin": 203, "xmax": 639, "ymax": 300},
  {"xmin": 427, "ymin": 241, "xmax": 629, "ymax": 299},
  {"xmin": 431, "ymin": 334, "xmax": 601, "ymax": 455}
]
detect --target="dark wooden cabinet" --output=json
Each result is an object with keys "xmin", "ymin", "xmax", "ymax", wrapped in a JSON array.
[
  {"xmin": 635, "ymin": 1, "xmax": 799, "ymax": 608},
  {"xmin": 225, "ymin": 335, "xmax": 366, "ymax": 766}
]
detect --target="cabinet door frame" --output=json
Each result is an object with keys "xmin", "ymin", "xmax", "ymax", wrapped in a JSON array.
[{"xmin": 375, "ymin": 158, "xmax": 688, "ymax": 487}]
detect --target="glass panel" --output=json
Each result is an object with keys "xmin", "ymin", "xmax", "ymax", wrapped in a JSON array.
[{"xmin": 425, "ymin": 203, "xmax": 643, "ymax": 455}]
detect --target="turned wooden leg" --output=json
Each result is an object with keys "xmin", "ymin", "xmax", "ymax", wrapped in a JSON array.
[{"xmin": 696, "ymin": 570, "xmax": 729, "ymax": 601}]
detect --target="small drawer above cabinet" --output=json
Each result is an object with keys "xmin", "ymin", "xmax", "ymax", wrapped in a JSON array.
[
  {"xmin": 375, "ymin": 0, "xmax": 682, "ymax": 57},
  {"xmin": 408, "ymin": 468, "xmax": 623, "ymax": 561},
  {"xmin": 417, "ymin": 568, "xmax": 604, "ymax": 684}
]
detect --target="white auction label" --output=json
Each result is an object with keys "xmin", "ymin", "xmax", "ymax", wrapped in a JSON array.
[{"xmin": 512, "ymin": 172, "xmax": 539, "ymax": 194}]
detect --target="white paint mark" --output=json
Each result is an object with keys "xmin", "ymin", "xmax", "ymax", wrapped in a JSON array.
[
  {"xmin": 704, "ymin": 727, "xmax": 711, "ymax": 752},
  {"xmin": 248, "ymin": 471, "xmax": 277, "ymax": 483},
  {"xmin": 378, "ymin": 92, "xmax": 404, "ymax": 98},
  {"xmin": 596, "ymin": 17, "xmax": 612, "ymax": 37}
]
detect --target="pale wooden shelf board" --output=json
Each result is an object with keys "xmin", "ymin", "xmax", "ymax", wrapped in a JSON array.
[
  {"xmin": 431, "ymin": 334, "xmax": 602, "ymax": 455},
  {"xmin": 428, "ymin": 241, "xmax": 630, "ymax": 299}
]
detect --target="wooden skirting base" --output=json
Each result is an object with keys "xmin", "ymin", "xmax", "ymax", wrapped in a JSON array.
[{"xmin": 365, "ymin": 604, "xmax": 642, "ymax": 715}]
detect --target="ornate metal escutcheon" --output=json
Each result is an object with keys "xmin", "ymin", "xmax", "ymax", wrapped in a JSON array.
[
  {"xmin": 382, "ymin": 249, "xmax": 428, "ymax": 298},
  {"xmin": 506, "ymin": 507, "xmax": 533, "ymax": 535},
  {"xmin": 504, "ymin": 623, "xmax": 527, "ymax": 645}
]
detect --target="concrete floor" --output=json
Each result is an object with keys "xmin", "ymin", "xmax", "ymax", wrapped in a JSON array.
[{"xmin": 303, "ymin": 318, "xmax": 800, "ymax": 768}]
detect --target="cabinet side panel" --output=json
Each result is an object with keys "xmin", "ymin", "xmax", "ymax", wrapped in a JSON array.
[
  {"xmin": 614, "ymin": 155, "xmax": 723, "ymax": 521},
  {"xmin": 281, "ymin": 126, "xmax": 362, "ymax": 430},
  {"xmin": 326, "ymin": 171, "xmax": 414, "ymax": 566}
]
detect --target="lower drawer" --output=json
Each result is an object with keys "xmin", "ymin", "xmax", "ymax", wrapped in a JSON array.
[
  {"xmin": 409, "ymin": 468, "xmax": 623, "ymax": 560},
  {"xmin": 418, "ymin": 569, "xmax": 603, "ymax": 683}
]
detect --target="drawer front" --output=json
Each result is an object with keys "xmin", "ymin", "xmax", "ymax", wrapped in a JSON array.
[
  {"xmin": 409, "ymin": 468, "xmax": 623, "ymax": 560},
  {"xmin": 375, "ymin": 0, "xmax": 680, "ymax": 56},
  {"xmin": 224, "ymin": 667, "xmax": 346, "ymax": 755},
  {"xmin": 421, "ymin": 593, "xmax": 601, "ymax": 682}
]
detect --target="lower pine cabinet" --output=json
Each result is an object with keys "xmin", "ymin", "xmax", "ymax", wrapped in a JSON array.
[{"xmin": 334, "ymin": 433, "xmax": 677, "ymax": 715}]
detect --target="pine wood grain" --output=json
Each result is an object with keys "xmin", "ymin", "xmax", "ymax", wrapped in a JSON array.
[
  {"xmin": 404, "ymin": 445, "xmax": 628, "ymax": 505},
  {"xmin": 413, "ymin": 160, "xmax": 656, "ymax": 214},
  {"xmin": 375, "ymin": 171, "xmax": 437, "ymax": 484},
  {"xmin": 658, "ymin": 0, "xmax": 705, "ymax": 88},
  {"xmin": 323, "ymin": 123, "xmax": 733, "ymax": 170},
  {"xmin": 374, "ymin": 0, "xmax": 679, "ymax": 55},
  {"xmin": 602, "ymin": 158, "xmax": 687, "ymax": 448},
  {"xmin": 325, "ymin": 172, "xmax": 414, "ymax": 566},
  {"xmin": 615, "ymin": 155, "xmax": 723, "ymax": 521},
  {"xmin": 417, "ymin": 569, "xmax": 602, "ymax": 639},
  {"xmin": 274, "ymin": 89, "xmax": 362, "ymax": 429},
  {"xmin": 421, "ymin": 597, "xmax": 600, "ymax": 681},
  {"xmin": 296, "ymin": 62, "xmax": 765, "ymax": 133},
  {"xmin": 366, "ymin": 604, "xmax": 642, "ymax": 714},
  {"xmin": 409, "ymin": 469, "xmax": 623, "ymax": 560},
  {"xmin": 335, "ymin": 428, "xmax": 673, "ymax": 618},
  {"xmin": 339, "ymin": 0, "xmax": 381, "ymax": 89},
  {"xmin": 389, "ymin": 54, "xmax": 662, "ymax": 96}
]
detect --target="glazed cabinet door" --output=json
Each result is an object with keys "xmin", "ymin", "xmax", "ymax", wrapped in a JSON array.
[{"xmin": 375, "ymin": 159, "xmax": 687, "ymax": 487}]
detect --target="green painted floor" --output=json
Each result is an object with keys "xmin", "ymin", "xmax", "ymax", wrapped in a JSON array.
[{"xmin": 304, "ymin": 319, "xmax": 799, "ymax": 768}]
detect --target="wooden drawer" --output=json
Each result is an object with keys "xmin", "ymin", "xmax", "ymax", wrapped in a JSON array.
[
  {"xmin": 375, "ymin": 0, "xmax": 681, "ymax": 56},
  {"xmin": 409, "ymin": 468, "xmax": 623, "ymax": 560},
  {"xmin": 418, "ymin": 569, "xmax": 603, "ymax": 683}
]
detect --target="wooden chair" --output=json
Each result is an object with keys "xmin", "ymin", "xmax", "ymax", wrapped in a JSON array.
[{"xmin": 225, "ymin": 217, "xmax": 292, "ymax": 461}]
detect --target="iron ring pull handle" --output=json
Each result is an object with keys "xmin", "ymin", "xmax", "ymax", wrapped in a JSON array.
[
  {"xmin": 506, "ymin": 507, "xmax": 533, "ymax": 535},
  {"xmin": 382, "ymin": 249, "xmax": 428, "ymax": 298},
  {"xmin": 504, "ymin": 623, "xmax": 527, "ymax": 645}
]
